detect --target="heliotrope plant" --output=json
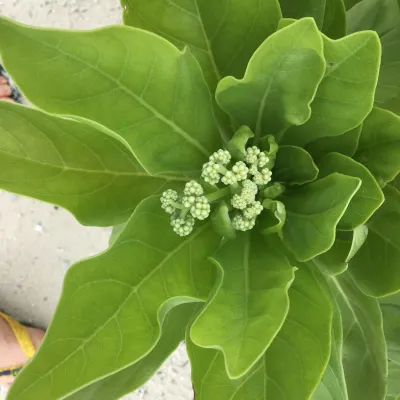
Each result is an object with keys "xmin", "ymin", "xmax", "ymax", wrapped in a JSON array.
[{"xmin": 0, "ymin": 0, "xmax": 400, "ymax": 399}]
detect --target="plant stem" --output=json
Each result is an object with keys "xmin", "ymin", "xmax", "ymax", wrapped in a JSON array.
[
  {"xmin": 206, "ymin": 187, "xmax": 232, "ymax": 202},
  {"xmin": 171, "ymin": 202, "xmax": 186, "ymax": 210},
  {"xmin": 180, "ymin": 208, "xmax": 189, "ymax": 219}
]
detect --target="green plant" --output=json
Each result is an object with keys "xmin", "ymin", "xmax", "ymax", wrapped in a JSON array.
[{"xmin": 0, "ymin": 0, "xmax": 399, "ymax": 398}]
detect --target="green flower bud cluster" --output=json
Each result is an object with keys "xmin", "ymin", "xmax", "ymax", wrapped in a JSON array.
[
  {"xmin": 160, "ymin": 189, "xmax": 179, "ymax": 214},
  {"xmin": 202, "ymin": 147, "xmax": 272, "ymax": 189},
  {"xmin": 245, "ymin": 146, "xmax": 269, "ymax": 167},
  {"xmin": 231, "ymin": 179, "xmax": 257, "ymax": 210},
  {"xmin": 171, "ymin": 216, "xmax": 195, "ymax": 237},
  {"xmin": 161, "ymin": 140, "xmax": 280, "ymax": 237},
  {"xmin": 232, "ymin": 201, "xmax": 263, "ymax": 231},
  {"xmin": 245, "ymin": 146, "xmax": 273, "ymax": 185},
  {"xmin": 160, "ymin": 181, "xmax": 211, "ymax": 237},
  {"xmin": 201, "ymin": 149, "xmax": 231, "ymax": 185}
]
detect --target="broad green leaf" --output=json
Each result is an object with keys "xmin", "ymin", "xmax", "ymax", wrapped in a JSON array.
[
  {"xmin": 346, "ymin": 0, "xmax": 400, "ymax": 114},
  {"xmin": 387, "ymin": 360, "xmax": 400, "ymax": 400},
  {"xmin": 279, "ymin": 0, "xmax": 346, "ymax": 38},
  {"xmin": 355, "ymin": 108, "xmax": 400, "ymax": 184},
  {"xmin": 283, "ymin": 31, "xmax": 381, "ymax": 146},
  {"xmin": 262, "ymin": 264, "xmax": 332, "ymax": 400},
  {"xmin": 188, "ymin": 341, "xmax": 265, "ymax": 400},
  {"xmin": 189, "ymin": 264, "xmax": 333, "ymax": 400},
  {"xmin": 109, "ymin": 224, "xmax": 126, "ymax": 246},
  {"xmin": 375, "ymin": 27, "xmax": 400, "ymax": 114},
  {"xmin": 311, "ymin": 295, "xmax": 348, "ymax": 400},
  {"xmin": 216, "ymin": 18, "xmax": 326, "ymax": 141},
  {"xmin": 380, "ymin": 292, "xmax": 400, "ymax": 364},
  {"xmin": 313, "ymin": 225, "xmax": 368, "ymax": 275},
  {"xmin": 227, "ymin": 126, "xmax": 254, "ymax": 161},
  {"xmin": 0, "ymin": 101, "xmax": 185, "ymax": 227},
  {"xmin": 8, "ymin": 197, "xmax": 220, "ymax": 400},
  {"xmin": 306, "ymin": 125, "xmax": 362, "ymax": 162},
  {"xmin": 211, "ymin": 201, "xmax": 236, "ymax": 240},
  {"xmin": 66, "ymin": 303, "xmax": 197, "ymax": 400},
  {"xmin": 273, "ymin": 145, "xmax": 319, "ymax": 185},
  {"xmin": 0, "ymin": 17, "xmax": 220, "ymax": 176},
  {"xmin": 347, "ymin": 0, "xmax": 400, "ymax": 36},
  {"xmin": 331, "ymin": 273, "xmax": 387, "ymax": 400},
  {"xmin": 323, "ymin": 0, "xmax": 348, "ymax": 39},
  {"xmin": 121, "ymin": 0, "xmax": 281, "ymax": 89},
  {"xmin": 280, "ymin": 173, "xmax": 361, "ymax": 261},
  {"xmin": 318, "ymin": 152, "xmax": 384, "ymax": 230},
  {"xmin": 190, "ymin": 232, "xmax": 295, "ymax": 378},
  {"xmin": 260, "ymin": 200, "xmax": 287, "ymax": 235},
  {"xmin": 344, "ymin": 0, "xmax": 361, "ymax": 9},
  {"xmin": 349, "ymin": 185, "xmax": 400, "ymax": 297}
]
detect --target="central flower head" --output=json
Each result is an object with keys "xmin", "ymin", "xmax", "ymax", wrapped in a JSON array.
[{"xmin": 160, "ymin": 135, "xmax": 280, "ymax": 237}]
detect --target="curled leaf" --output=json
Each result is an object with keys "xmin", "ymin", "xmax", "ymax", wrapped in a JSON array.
[
  {"xmin": 280, "ymin": 173, "xmax": 361, "ymax": 261},
  {"xmin": 226, "ymin": 126, "xmax": 254, "ymax": 161},
  {"xmin": 211, "ymin": 201, "xmax": 236, "ymax": 240},
  {"xmin": 273, "ymin": 145, "xmax": 319, "ymax": 185},
  {"xmin": 260, "ymin": 199, "xmax": 287, "ymax": 235}
]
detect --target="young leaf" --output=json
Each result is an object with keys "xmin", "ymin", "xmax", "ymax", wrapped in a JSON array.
[
  {"xmin": 226, "ymin": 126, "xmax": 254, "ymax": 161},
  {"xmin": 7, "ymin": 197, "xmax": 220, "ymax": 400},
  {"xmin": 313, "ymin": 226, "xmax": 368, "ymax": 275},
  {"xmin": 0, "ymin": 101, "xmax": 185, "ymax": 227},
  {"xmin": 280, "ymin": 173, "xmax": 361, "ymax": 261},
  {"xmin": 355, "ymin": 107, "xmax": 400, "ymax": 184},
  {"xmin": 311, "ymin": 296, "xmax": 349, "ymax": 400},
  {"xmin": 189, "ymin": 263, "xmax": 333, "ymax": 400},
  {"xmin": 347, "ymin": 0, "xmax": 400, "ymax": 36},
  {"xmin": 349, "ymin": 185, "xmax": 400, "ymax": 297},
  {"xmin": 283, "ymin": 31, "xmax": 381, "ymax": 146},
  {"xmin": 121, "ymin": 0, "xmax": 282, "ymax": 88},
  {"xmin": 216, "ymin": 18, "xmax": 326, "ymax": 140},
  {"xmin": 273, "ymin": 145, "xmax": 319, "ymax": 185},
  {"xmin": 0, "ymin": 17, "xmax": 220, "ymax": 176},
  {"xmin": 279, "ymin": 0, "xmax": 347, "ymax": 39},
  {"xmin": 318, "ymin": 152, "xmax": 384, "ymax": 230},
  {"xmin": 331, "ymin": 273, "xmax": 387, "ymax": 400},
  {"xmin": 306, "ymin": 125, "xmax": 362, "ymax": 162},
  {"xmin": 260, "ymin": 200, "xmax": 287, "ymax": 235},
  {"xmin": 380, "ymin": 292, "xmax": 400, "ymax": 364},
  {"xmin": 66, "ymin": 303, "xmax": 198, "ymax": 400},
  {"xmin": 190, "ymin": 232, "xmax": 295, "ymax": 379}
]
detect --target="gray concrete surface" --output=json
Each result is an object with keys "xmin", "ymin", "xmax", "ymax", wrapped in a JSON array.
[{"xmin": 0, "ymin": 1, "xmax": 193, "ymax": 399}]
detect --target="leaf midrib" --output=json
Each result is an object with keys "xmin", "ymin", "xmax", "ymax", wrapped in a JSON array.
[
  {"xmin": 15, "ymin": 28, "xmax": 211, "ymax": 157},
  {"xmin": 255, "ymin": 22, "xmax": 313, "ymax": 139},
  {"xmin": 323, "ymin": 35, "xmax": 373, "ymax": 78},
  {"xmin": 0, "ymin": 148, "xmax": 187, "ymax": 182},
  {"xmin": 232, "ymin": 234, "xmax": 251, "ymax": 371},
  {"xmin": 18, "ymin": 223, "xmax": 210, "ymax": 399},
  {"xmin": 194, "ymin": 0, "xmax": 222, "ymax": 82},
  {"xmin": 331, "ymin": 277, "xmax": 373, "ymax": 360},
  {"xmin": 368, "ymin": 225, "xmax": 400, "ymax": 252}
]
